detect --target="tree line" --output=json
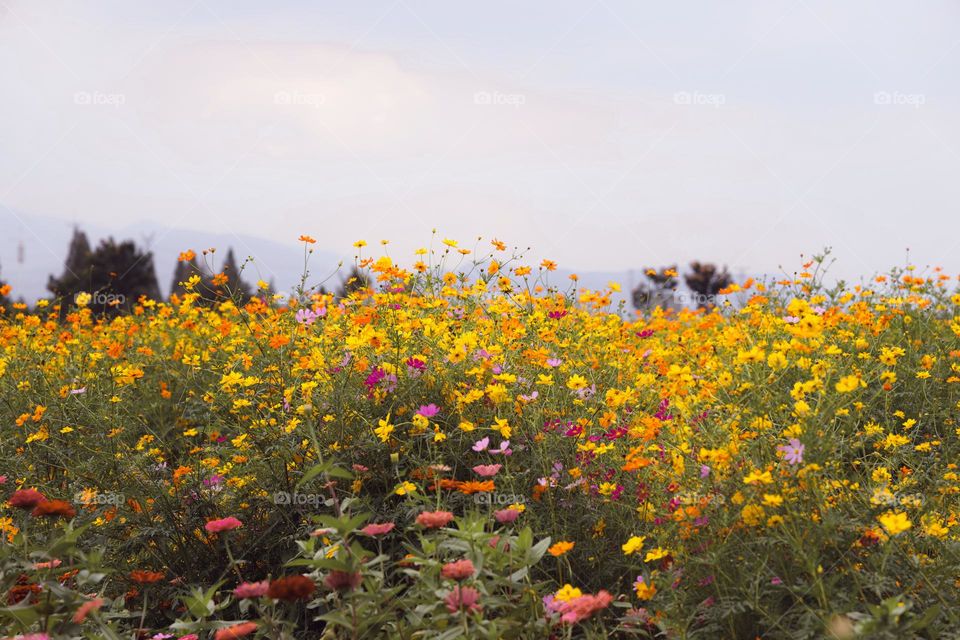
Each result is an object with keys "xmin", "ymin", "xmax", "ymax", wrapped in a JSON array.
[{"xmin": 0, "ymin": 228, "xmax": 732, "ymax": 314}]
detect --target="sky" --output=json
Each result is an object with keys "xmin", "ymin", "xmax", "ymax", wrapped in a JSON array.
[{"xmin": 1, "ymin": 0, "xmax": 959, "ymax": 296}]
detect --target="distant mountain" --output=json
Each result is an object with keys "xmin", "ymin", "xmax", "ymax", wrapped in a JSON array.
[{"xmin": 0, "ymin": 207, "xmax": 345, "ymax": 301}]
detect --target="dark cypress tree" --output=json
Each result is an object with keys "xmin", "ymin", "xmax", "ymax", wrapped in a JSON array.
[
  {"xmin": 684, "ymin": 262, "xmax": 731, "ymax": 309},
  {"xmin": 48, "ymin": 234, "xmax": 160, "ymax": 315},
  {"xmin": 219, "ymin": 248, "xmax": 252, "ymax": 300}
]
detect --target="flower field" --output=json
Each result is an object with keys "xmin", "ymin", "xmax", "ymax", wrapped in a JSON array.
[{"xmin": 2, "ymin": 239, "xmax": 960, "ymax": 639}]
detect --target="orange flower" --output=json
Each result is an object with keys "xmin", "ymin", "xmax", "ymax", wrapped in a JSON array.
[
  {"xmin": 178, "ymin": 250, "xmax": 196, "ymax": 262},
  {"xmin": 214, "ymin": 621, "xmax": 258, "ymax": 639},
  {"xmin": 268, "ymin": 574, "xmax": 316, "ymax": 600},
  {"xmin": 456, "ymin": 480, "xmax": 495, "ymax": 495},
  {"xmin": 548, "ymin": 541, "xmax": 575, "ymax": 557},
  {"xmin": 299, "ymin": 235, "xmax": 317, "ymax": 244},
  {"xmin": 32, "ymin": 499, "xmax": 76, "ymax": 519},
  {"xmin": 129, "ymin": 570, "xmax": 165, "ymax": 584}
]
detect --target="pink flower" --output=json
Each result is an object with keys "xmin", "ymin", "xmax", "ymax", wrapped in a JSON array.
[
  {"xmin": 494, "ymin": 508, "xmax": 520, "ymax": 524},
  {"xmin": 0, "ymin": 475, "xmax": 7, "ymax": 484},
  {"xmin": 472, "ymin": 464, "xmax": 502, "ymax": 477},
  {"xmin": 72, "ymin": 597, "xmax": 105, "ymax": 623},
  {"xmin": 204, "ymin": 516, "xmax": 243, "ymax": 533},
  {"xmin": 471, "ymin": 437, "xmax": 490, "ymax": 452},
  {"xmin": 549, "ymin": 591, "xmax": 614, "ymax": 624},
  {"xmin": 441, "ymin": 559, "xmax": 475, "ymax": 581},
  {"xmin": 178, "ymin": 636, "xmax": 199, "ymax": 640},
  {"xmin": 360, "ymin": 522, "xmax": 396, "ymax": 536},
  {"xmin": 233, "ymin": 580, "xmax": 269, "ymax": 599},
  {"xmin": 444, "ymin": 585, "xmax": 482, "ymax": 614},
  {"xmin": 416, "ymin": 510, "xmax": 455, "ymax": 529},
  {"xmin": 15, "ymin": 635, "xmax": 50, "ymax": 640},
  {"xmin": 417, "ymin": 404, "xmax": 440, "ymax": 418}
]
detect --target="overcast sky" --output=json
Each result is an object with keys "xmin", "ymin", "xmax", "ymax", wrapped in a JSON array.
[{"xmin": 2, "ymin": 0, "xmax": 959, "ymax": 284}]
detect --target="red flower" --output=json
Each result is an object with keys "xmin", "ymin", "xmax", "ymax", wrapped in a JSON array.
[
  {"xmin": 129, "ymin": 570, "xmax": 165, "ymax": 584},
  {"xmin": 322, "ymin": 570, "xmax": 362, "ymax": 592},
  {"xmin": 8, "ymin": 489, "xmax": 46, "ymax": 510},
  {"xmin": 441, "ymin": 559, "xmax": 475, "ymax": 581},
  {"xmin": 32, "ymin": 499, "xmax": 76, "ymax": 519},
  {"xmin": 416, "ymin": 510, "xmax": 454, "ymax": 529},
  {"xmin": 267, "ymin": 575, "xmax": 316, "ymax": 601},
  {"xmin": 204, "ymin": 517, "xmax": 243, "ymax": 533}
]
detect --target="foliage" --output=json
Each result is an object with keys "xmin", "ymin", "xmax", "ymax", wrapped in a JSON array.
[{"xmin": 2, "ymin": 238, "xmax": 960, "ymax": 638}]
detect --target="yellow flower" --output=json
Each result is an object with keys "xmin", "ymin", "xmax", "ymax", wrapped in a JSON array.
[
  {"xmin": 878, "ymin": 511, "xmax": 912, "ymax": 536},
  {"xmin": 394, "ymin": 481, "xmax": 416, "ymax": 496},
  {"xmin": 835, "ymin": 375, "xmax": 864, "ymax": 393},
  {"xmin": 634, "ymin": 576, "xmax": 656, "ymax": 600},
  {"xmin": 622, "ymin": 535, "xmax": 646, "ymax": 555},
  {"xmin": 375, "ymin": 416, "xmax": 395, "ymax": 443},
  {"xmin": 644, "ymin": 547, "xmax": 670, "ymax": 562},
  {"xmin": 566, "ymin": 375, "xmax": 588, "ymax": 390},
  {"xmin": 743, "ymin": 470, "xmax": 773, "ymax": 485},
  {"xmin": 554, "ymin": 584, "xmax": 582, "ymax": 602}
]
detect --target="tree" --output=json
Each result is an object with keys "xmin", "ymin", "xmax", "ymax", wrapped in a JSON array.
[
  {"xmin": 337, "ymin": 266, "xmax": 370, "ymax": 299},
  {"xmin": 217, "ymin": 248, "xmax": 252, "ymax": 300},
  {"xmin": 684, "ymin": 261, "xmax": 731, "ymax": 309},
  {"xmin": 632, "ymin": 266, "xmax": 678, "ymax": 311},
  {"xmin": 48, "ymin": 232, "xmax": 160, "ymax": 315}
]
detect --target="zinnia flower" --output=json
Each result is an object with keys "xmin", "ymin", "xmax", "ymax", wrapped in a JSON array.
[
  {"xmin": 205, "ymin": 517, "xmax": 243, "ymax": 533},
  {"xmin": 494, "ymin": 508, "xmax": 520, "ymax": 524},
  {"xmin": 8, "ymin": 488, "xmax": 46, "ymax": 509},
  {"xmin": 32, "ymin": 499, "xmax": 76, "ymax": 519},
  {"xmin": 213, "ymin": 622, "xmax": 258, "ymax": 640},
  {"xmin": 233, "ymin": 580, "xmax": 269, "ymax": 599},
  {"xmin": 360, "ymin": 522, "xmax": 395, "ymax": 536},
  {"xmin": 416, "ymin": 510, "xmax": 455, "ymax": 529},
  {"xmin": 322, "ymin": 570, "xmax": 362, "ymax": 592},
  {"xmin": 72, "ymin": 597, "xmax": 105, "ymax": 623},
  {"xmin": 130, "ymin": 570, "xmax": 165, "ymax": 584},
  {"xmin": 441, "ymin": 559, "xmax": 475, "ymax": 581},
  {"xmin": 444, "ymin": 585, "xmax": 482, "ymax": 614},
  {"xmin": 268, "ymin": 575, "xmax": 317, "ymax": 600}
]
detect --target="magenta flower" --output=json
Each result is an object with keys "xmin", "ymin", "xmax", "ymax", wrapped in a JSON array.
[
  {"xmin": 472, "ymin": 464, "xmax": 502, "ymax": 477},
  {"xmin": 777, "ymin": 438, "xmax": 805, "ymax": 465},
  {"xmin": 417, "ymin": 404, "xmax": 440, "ymax": 418},
  {"xmin": 490, "ymin": 440, "xmax": 512, "ymax": 456}
]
